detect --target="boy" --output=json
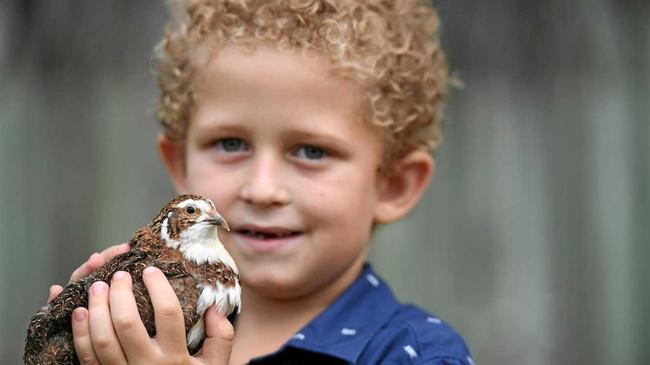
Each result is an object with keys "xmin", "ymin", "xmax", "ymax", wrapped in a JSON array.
[{"xmin": 47, "ymin": 0, "xmax": 473, "ymax": 364}]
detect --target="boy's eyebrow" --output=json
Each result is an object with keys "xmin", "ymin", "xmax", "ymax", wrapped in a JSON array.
[
  {"xmin": 285, "ymin": 129, "xmax": 347, "ymax": 143},
  {"xmin": 192, "ymin": 122, "xmax": 247, "ymax": 136}
]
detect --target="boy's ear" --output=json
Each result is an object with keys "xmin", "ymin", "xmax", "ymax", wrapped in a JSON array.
[
  {"xmin": 157, "ymin": 133, "xmax": 189, "ymax": 194},
  {"xmin": 374, "ymin": 150, "xmax": 434, "ymax": 224}
]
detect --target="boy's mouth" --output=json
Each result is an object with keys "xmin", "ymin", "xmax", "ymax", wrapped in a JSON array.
[
  {"xmin": 235, "ymin": 227, "xmax": 302, "ymax": 240},
  {"xmin": 233, "ymin": 225, "xmax": 303, "ymax": 253}
]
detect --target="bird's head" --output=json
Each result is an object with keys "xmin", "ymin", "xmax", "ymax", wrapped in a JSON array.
[{"xmin": 157, "ymin": 194, "xmax": 230, "ymax": 249}]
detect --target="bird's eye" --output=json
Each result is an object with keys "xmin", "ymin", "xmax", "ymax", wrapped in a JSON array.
[{"xmin": 186, "ymin": 205, "xmax": 196, "ymax": 214}]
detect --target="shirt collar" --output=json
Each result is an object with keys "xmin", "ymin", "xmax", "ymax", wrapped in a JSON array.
[{"xmin": 278, "ymin": 263, "xmax": 401, "ymax": 364}]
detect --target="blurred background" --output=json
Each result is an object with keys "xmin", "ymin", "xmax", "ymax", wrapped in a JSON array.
[{"xmin": 1, "ymin": 1, "xmax": 647, "ymax": 364}]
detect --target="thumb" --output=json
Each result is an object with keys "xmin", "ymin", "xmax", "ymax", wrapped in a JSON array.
[{"xmin": 195, "ymin": 306, "xmax": 234, "ymax": 364}]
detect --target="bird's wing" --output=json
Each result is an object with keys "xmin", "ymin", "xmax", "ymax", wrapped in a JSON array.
[{"xmin": 36, "ymin": 248, "xmax": 148, "ymax": 326}]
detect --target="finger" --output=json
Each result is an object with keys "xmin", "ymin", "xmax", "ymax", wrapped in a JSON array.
[
  {"xmin": 69, "ymin": 244, "xmax": 130, "ymax": 283},
  {"xmin": 69, "ymin": 261, "xmax": 93, "ymax": 284},
  {"xmin": 87, "ymin": 243, "xmax": 130, "ymax": 276},
  {"xmin": 69, "ymin": 253, "xmax": 103, "ymax": 283},
  {"xmin": 109, "ymin": 271, "xmax": 154, "ymax": 361},
  {"xmin": 86, "ymin": 252, "xmax": 107, "ymax": 271},
  {"xmin": 88, "ymin": 281, "xmax": 128, "ymax": 365},
  {"xmin": 47, "ymin": 285, "xmax": 64, "ymax": 304},
  {"xmin": 100, "ymin": 242, "xmax": 131, "ymax": 259},
  {"xmin": 196, "ymin": 306, "xmax": 234, "ymax": 364},
  {"xmin": 142, "ymin": 266, "xmax": 187, "ymax": 354},
  {"xmin": 69, "ymin": 263, "xmax": 88, "ymax": 283},
  {"xmin": 72, "ymin": 307, "xmax": 100, "ymax": 365}
]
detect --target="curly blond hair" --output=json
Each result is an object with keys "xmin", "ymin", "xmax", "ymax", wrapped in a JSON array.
[{"xmin": 153, "ymin": 0, "xmax": 449, "ymax": 168}]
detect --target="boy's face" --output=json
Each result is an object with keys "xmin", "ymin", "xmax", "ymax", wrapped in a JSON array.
[{"xmin": 167, "ymin": 44, "xmax": 385, "ymax": 298}]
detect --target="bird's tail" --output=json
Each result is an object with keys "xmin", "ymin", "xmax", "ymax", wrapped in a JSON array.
[
  {"xmin": 24, "ymin": 279, "xmax": 91, "ymax": 365},
  {"xmin": 24, "ymin": 329, "xmax": 76, "ymax": 365}
]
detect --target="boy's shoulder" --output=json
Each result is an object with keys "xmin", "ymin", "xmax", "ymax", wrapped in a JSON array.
[
  {"xmin": 364, "ymin": 303, "xmax": 474, "ymax": 365},
  {"xmin": 254, "ymin": 264, "xmax": 473, "ymax": 365},
  {"xmin": 355, "ymin": 266, "xmax": 474, "ymax": 365}
]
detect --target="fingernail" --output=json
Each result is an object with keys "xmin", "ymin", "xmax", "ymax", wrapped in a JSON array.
[
  {"xmin": 91, "ymin": 281, "xmax": 106, "ymax": 295},
  {"xmin": 143, "ymin": 266, "xmax": 157, "ymax": 275},
  {"xmin": 74, "ymin": 308, "xmax": 86, "ymax": 321},
  {"xmin": 113, "ymin": 271, "xmax": 127, "ymax": 280},
  {"xmin": 120, "ymin": 243, "xmax": 130, "ymax": 251}
]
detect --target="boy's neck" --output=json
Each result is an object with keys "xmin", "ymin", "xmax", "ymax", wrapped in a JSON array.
[{"xmin": 229, "ymin": 257, "xmax": 365, "ymax": 365}]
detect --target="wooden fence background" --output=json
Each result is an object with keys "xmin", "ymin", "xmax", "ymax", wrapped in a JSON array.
[{"xmin": 1, "ymin": 1, "xmax": 647, "ymax": 364}]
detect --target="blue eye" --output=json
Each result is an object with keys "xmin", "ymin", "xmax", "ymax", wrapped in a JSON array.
[
  {"xmin": 215, "ymin": 138, "xmax": 247, "ymax": 152},
  {"xmin": 296, "ymin": 145, "xmax": 327, "ymax": 160}
]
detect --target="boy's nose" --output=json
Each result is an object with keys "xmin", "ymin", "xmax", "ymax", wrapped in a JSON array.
[{"xmin": 238, "ymin": 156, "xmax": 290, "ymax": 207}]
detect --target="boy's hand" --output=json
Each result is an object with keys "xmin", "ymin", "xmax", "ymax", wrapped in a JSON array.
[
  {"xmin": 71, "ymin": 267, "xmax": 234, "ymax": 365},
  {"xmin": 46, "ymin": 243, "xmax": 131, "ymax": 303}
]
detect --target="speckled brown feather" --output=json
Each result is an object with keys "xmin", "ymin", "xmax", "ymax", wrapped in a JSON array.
[{"xmin": 24, "ymin": 194, "xmax": 238, "ymax": 364}]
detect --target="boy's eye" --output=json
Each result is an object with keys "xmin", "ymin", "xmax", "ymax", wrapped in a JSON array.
[
  {"xmin": 295, "ymin": 145, "xmax": 327, "ymax": 160},
  {"xmin": 215, "ymin": 138, "xmax": 248, "ymax": 152}
]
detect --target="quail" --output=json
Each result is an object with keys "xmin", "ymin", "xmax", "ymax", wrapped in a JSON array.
[{"xmin": 24, "ymin": 194, "xmax": 240, "ymax": 364}]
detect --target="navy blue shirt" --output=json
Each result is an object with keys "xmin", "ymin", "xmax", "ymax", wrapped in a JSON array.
[{"xmin": 246, "ymin": 264, "xmax": 474, "ymax": 365}]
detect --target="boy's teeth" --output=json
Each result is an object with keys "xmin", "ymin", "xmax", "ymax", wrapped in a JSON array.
[{"xmin": 242, "ymin": 230, "xmax": 296, "ymax": 239}]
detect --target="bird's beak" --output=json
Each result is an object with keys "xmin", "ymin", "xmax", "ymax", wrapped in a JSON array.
[{"xmin": 207, "ymin": 216, "xmax": 230, "ymax": 231}]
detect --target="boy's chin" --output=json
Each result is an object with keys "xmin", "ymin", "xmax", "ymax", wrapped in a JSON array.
[{"xmin": 240, "ymin": 268, "xmax": 317, "ymax": 300}]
